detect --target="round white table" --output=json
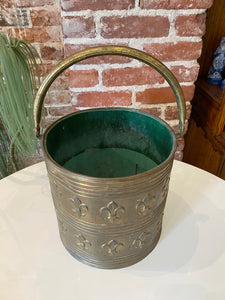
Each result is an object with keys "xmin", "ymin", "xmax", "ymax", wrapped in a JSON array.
[{"xmin": 0, "ymin": 160, "xmax": 225, "ymax": 300}]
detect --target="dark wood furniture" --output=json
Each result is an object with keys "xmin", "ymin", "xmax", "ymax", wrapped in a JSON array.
[{"xmin": 183, "ymin": 0, "xmax": 225, "ymax": 179}]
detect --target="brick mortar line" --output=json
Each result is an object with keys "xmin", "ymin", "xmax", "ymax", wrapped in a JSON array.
[
  {"xmin": 69, "ymin": 82, "xmax": 195, "ymax": 93},
  {"xmin": 70, "ymin": 86, "xmax": 135, "ymax": 93},
  {"xmin": 167, "ymin": 10, "xmax": 177, "ymax": 40},
  {"xmin": 167, "ymin": 119, "xmax": 182, "ymax": 125},
  {"xmin": 46, "ymin": 89, "xmax": 70, "ymax": 93},
  {"xmin": 97, "ymin": 67, "xmax": 103, "ymax": 86},
  {"xmin": 94, "ymin": 13, "xmax": 102, "ymax": 38},
  {"xmin": 68, "ymin": 60, "xmax": 199, "ymax": 70},
  {"xmin": 63, "ymin": 36, "xmax": 202, "ymax": 44},
  {"xmin": 128, "ymin": 40, "xmax": 143, "ymax": 50},
  {"xmin": 131, "ymin": 89, "xmax": 136, "ymax": 106},
  {"xmin": 72, "ymin": 102, "xmax": 165, "ymax": 109},
  {"xmin": 41, "ymin": 60, "xmax": 199, "ymax": 71},
  {"xmin": 61, "ymin": 8, "xmax": 206, "ymax": 18},
  {"xmin": 162, "ymin": 60, "xmax": 199, "ymax": 68},
  {"xmin": 45, "ymin": 104, "xmax": 72, "ymax": 107},
  {"xmin": 68, "ymin": 61, "xmax": 142, "ymax": 71},
  {"xmin": 135, "ymin": 0, "xmax": 140, "ymax": 9},
  {"xmin": 55, "ymin": 104, "xmax": 161, "ymax": 111},
  {"xmin": 133, "ymin": 103, "xmax": 169, "ymax": 108},
  {"xmin": 36, "ymin": 42, "xmax": 64, "ymax": 47},
  {"xmin": 157, "ymin": 104, "xmax": 166, "ymax": 119},
  {"xmin": 71, "ymin": 106, "xmax": 129, "ymax": 110}
]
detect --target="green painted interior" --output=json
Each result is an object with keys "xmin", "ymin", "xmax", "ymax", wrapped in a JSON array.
[
  {"xmin": 44, "ymin": 109, "xmax": 175, "ymax": 178},
  {"xmin": 63, "ymin": 148, "xmax": 158, "ymax": 177}
]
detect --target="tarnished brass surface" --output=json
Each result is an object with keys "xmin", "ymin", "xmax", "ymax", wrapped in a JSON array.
[
  {"xmin": 34, "ymin": 45, "xmax": 186, "ymax": 137},
  {"xmin": 46, "ymin": 154, "xmax": 172, "ymax": 269},
  {"xmin": 33, "ymin": 46, "xmax": 186, "ymax": 268}
]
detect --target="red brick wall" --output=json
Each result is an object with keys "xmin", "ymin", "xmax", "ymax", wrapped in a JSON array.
[{"xmin": 0, "ymin": 0, "xmax": 214, "ymax": 159}]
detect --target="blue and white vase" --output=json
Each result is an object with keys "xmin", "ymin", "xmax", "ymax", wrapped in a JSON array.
[{"xmin": 207, "ymin": 37, "xmax": 225, "ymax": 85}]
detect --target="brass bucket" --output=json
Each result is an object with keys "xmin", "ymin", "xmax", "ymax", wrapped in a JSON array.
[{"xmin": 34, "ymin": 46, "xmax": 186, "ymax": 269}]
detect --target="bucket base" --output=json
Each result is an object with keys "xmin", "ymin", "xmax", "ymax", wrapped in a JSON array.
[
  {"xmin": 62, "ymin": 148, "xmax": 158, "ymax": 178},
  {"xmin": 62, "ymin": 229, "xmax": 162, "ymax": 269}
]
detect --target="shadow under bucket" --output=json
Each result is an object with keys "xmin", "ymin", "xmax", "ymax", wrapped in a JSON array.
[{"xmin": 34, "ymin": 46, "xmax": 186, "ymax": 269}]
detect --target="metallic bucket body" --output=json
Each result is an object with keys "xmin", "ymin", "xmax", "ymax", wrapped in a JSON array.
[
  {"xmin": 43, "ymin": 108, "xmax": 176, "ymax": 269},
  {"xmin": 34, "ymin": 46, "xmax": 186, "ymax": 269},
  {"xmin": 45, "ymin": 148, "xmax": 174, "ymax": 269}
]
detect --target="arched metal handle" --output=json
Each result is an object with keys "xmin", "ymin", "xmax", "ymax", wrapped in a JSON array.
[{"xmin": 34, "ymin": 45, "xmax": 186, "ymax": 137}]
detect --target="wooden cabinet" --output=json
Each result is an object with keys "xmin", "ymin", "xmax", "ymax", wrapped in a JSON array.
[
  {"xmin": 183, "ymin": 0, "xmax": 225, "ymax": 180},
  {"xmin": 183, "ymin": 81, "xmax": 225, "ymax": 178}
]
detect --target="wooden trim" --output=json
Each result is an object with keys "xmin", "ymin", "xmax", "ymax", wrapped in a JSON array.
[
  {"xmin": 215, "ymin": 88, "xmax": 225, "ymax": 136},
  {"xmin": 192, "ymin": 109, "xmax": 225, "ymax": 154}
]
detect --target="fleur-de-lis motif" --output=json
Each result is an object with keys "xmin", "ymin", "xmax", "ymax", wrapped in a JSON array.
[
  {"xmin": 100, "ymin": 201, "xmax": 125, "ymax": 224},
  {"xmin": 132, "ymin": 231, "xmax": 151, "ymax": 249},
  {"xmin": 101, "ymin": 240, "xmax": 124, "ymax": 255},
  {"xmin": 136, "ymin": 194, "xmax": 156, "ymax": 216},
  {"xmin": 75, "ymin": 234, "xmax": 91, "ymax": 250},
  {"xmin": 70, "ymin": 196, "xmax": 88, "ymax": 217}
]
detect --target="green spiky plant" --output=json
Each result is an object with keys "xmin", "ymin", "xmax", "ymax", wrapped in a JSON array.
[
  {"xmin": 0, "ymin": 125, "xmax": 10, "ymax": 178},
  {"xmin": 0, "ymin": 33, "xmax": 44, "ymax": 179}
]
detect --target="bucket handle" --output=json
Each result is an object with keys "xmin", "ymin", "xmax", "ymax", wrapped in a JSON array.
[{"xmin": 34, "ymin": 45, "xmax": 186, "ymax": 138}]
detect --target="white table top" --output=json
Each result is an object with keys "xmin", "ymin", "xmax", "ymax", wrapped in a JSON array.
[{"xmin": 0, "ymin": 160, "xmax": 225, "ymax": 300}]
